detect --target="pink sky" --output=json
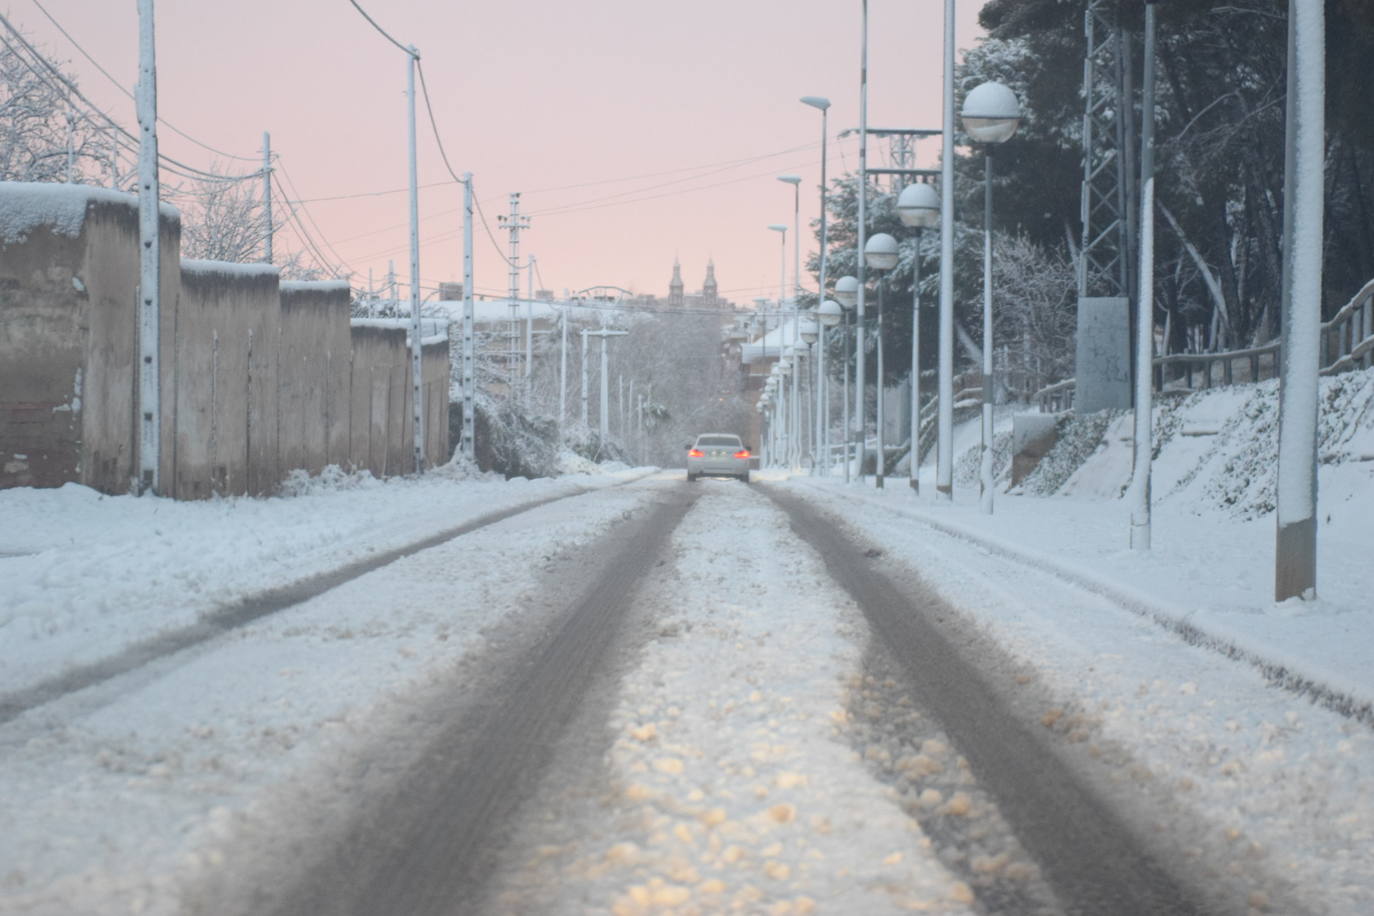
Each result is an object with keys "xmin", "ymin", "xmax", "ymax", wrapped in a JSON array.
[{"xmin": 12, "ymin": 0, "xmax": 986, "ymax": 305}]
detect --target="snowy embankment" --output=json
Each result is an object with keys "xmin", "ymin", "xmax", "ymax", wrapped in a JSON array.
[
  {"xmin": 0, "ymin": 463, "xmax": 660, "ymax": 915},
  {"xmin": 780, "ymin": 366, "xmax": 1374, "ymax": 913}
]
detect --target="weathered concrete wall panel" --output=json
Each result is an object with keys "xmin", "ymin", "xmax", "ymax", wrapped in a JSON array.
[
  {"xmin": 0, "ymin": 186, "xmax": 177, "ymax": 494},
  {"xmin": 423, "ymin": 338, "xmax": 450, "ymax": 466},
  {"xmin": 175, "ymin": 263, "xmax": 280, "ymax": 497},
  {"xmin": 283, "ymin": 282, "xmax": 351, "ymax": 471}
]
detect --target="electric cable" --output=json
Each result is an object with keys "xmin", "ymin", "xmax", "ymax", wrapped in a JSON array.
[
  {"xmin": 346, "ymin": 0, "xmax": 415, "ymax": 57},
  {"xmin": 28, "ymin": 0, "xmax": 260, "ymax": 163}
]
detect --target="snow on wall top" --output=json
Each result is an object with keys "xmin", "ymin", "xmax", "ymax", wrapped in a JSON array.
[
  {"xmin": 0, "ymin": 181, "xmax": 180, "ymax": 246},
  {"xmin": 280, "ymin": 279, "xmax": 350, "ymax": 294},
  {"xmin": 181, "ymin": 259, "xmax": 280, "ymax": 278}
]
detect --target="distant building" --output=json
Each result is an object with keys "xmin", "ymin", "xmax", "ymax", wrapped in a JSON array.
[{"xmin": 659, "ymin": 258, "xmax": 730, "ymax": 311}]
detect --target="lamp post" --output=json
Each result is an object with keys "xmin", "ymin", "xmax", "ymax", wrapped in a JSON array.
[
  {"xmin": 962, "ymin": 80, "xmax": 1021, "ymax": 514},
  {"xmin": 779, "ymin": 176, "xmax": 805, "ymax": 471},
  {"xmin": 864, "ymin": 233, "xmax": 899, "ymax": 489},
  {"xmin": 1129, "ymin": 0, "xmax": 1158, "ymax": 550},
  {"xmin": 937, "ymin": 0, "xmax": 957, "ymax": 502},
  {"xmin": 802, "ymin": 96, "xmax": 832, "ymax": 474},
  {"xmin": 855, "ymin": 0, "xmax": 871, "ymax": 484},
  {"xmin": 768, "ymin": 223, "xmax": 790, "ymax": 467},
  {"xmin": 897, "ymin": 182, "xmax": 940, "ymax": 492},
  {"xmin": 817, "ymin": 299, "xmax": 842, "ymax": 474},
  {"xmin": 835, "ymin": 275, "xmax": 858, "ymax": 482}
]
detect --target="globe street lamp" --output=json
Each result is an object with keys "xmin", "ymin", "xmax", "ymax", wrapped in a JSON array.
[
  {"xmin": 864, "ymin": 232, "xmax": 899, "ymax": 489},
  {"xmin": 962, "ymin": 80, "xmax": 1021, "ymax": 514},
  {"xmin": 817, "ymin": 298, "xmax": 843, "ymax": 474},
  {"xmin": 897, "ymin": 181, "xmax": 940, "ymax": 492},
  {"xmin": 834, "ymin": 275, "xmax": 859, "ymax": 482}
]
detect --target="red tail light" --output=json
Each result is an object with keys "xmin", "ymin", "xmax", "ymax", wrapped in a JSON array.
[
  {"xmin": 733, "ymin": 449, "xmax": 750, "ymax": 459},
  {"xmin": 688, "ymin": 448, "xmax": 704, "ymax": 458}
]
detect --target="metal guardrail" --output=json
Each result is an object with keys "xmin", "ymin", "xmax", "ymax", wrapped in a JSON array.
[{"xmin": 1034, "ymin": 279, "xmax": 1374, "ymax": 412}]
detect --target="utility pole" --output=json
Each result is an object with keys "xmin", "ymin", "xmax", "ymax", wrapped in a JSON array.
[
  {"xmin": 261, "ymin": 131, "xmax": 273, "ymax": 264},
  {"xmin": 855, "ymin": 0, "xmax": 870, "ymax": 481},
  {"xmin": 498, "ymin": 193, "xmax": 530, "ymax": 396},
  {"xmin": 580, "ymin": 329, "xmax": 590, "ymax": 427},
  {"xmin": 405, "ymin": 45, "xmax": 425, "ymax": 474},
  {"xmin": 1129, "ymin": 1, "xmax": 1158, "ymax": 549},
  {"xmin": 136, "ymin": 0, "xmax": 161, "ymax": 495},
  {"xmin": 559, "ymin": 302, "xmax": 568, "ymax": 426},
  {"xmin": 525, "ymin": 254, "xmax": 536, "ymax": 377},
  {"xmin": 587, "ymin": 328, "xmax": 629, "ymax": 442},
  {"xmin": 462, "ymin": 173, "xmax": 476, "ymax": 461}
]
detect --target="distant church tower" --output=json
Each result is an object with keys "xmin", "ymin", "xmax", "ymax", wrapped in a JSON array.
[
  {"xmin": 669, "ymin": 257, "xmax": 685, "ymax": 308},
  {"xmin": 703, "ymin": 259, "xmax": 718, "ymax": 307}
]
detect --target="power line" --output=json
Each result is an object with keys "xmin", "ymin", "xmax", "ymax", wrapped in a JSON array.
[
  {"xmin": 346, "ymin": 0, "xmax": 415, "ymax": 57},
  {"xmin": 273, "ymin": 157, "xmax": 355, "ymax": 273},
  {"xmin": 0, "ymin": 13, "xmax": 259, "ymax": 185},
  {"xmin": 27, "ymin": 0, "xmax": 259, "ymax": 163}
]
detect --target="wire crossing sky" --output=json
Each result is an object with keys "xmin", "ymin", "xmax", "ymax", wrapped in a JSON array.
[{"xmin": 8, "ymin": 0, "xmax": 985, "ymax": 301}]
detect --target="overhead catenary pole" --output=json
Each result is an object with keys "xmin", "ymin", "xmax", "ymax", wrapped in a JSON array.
[
  {"xmin": 1275, "ymin": 0, "xmax": 1325, "ymax": 600},
  {"xmin": 498, "ymin": 194, "xmax": 530, "ymax": 395},
  {"xmin": 559, "ymin": 301, "xmax": 568, "ymax": 426},
  {"xmin": 136, "ymin": 0, "xmax": 161, "ymax": 495},
  {"xmin": 937, "ymin": 0, "xmax": 956, "ymax": 500},
  {"xmin": 1129, "ymin": 0, "xmax": 1158, "ymax": 550},
  {"xmin": 406, "ymin": 45, "xmax": 425, "ymax": 474},
  {"xmin": 262, "ymin": 131, "xmax": 273, "ymax": 264},
  {"xmin": 462, "ymin": 173, "xmax": 476, "ymax": 461}
]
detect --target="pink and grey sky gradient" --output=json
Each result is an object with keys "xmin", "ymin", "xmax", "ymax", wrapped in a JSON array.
[{"xmin": 11, "ymin": 0, "xmax": 987, "ymax": 305}]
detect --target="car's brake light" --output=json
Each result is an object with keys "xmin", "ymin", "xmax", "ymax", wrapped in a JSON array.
[
  {"xmin": 733, "ymin": 450, "xmax": 750, "ymax": 459},
  {"xmin": 688, "ymin": 448, "xmax": 704, "ymax": 458}
]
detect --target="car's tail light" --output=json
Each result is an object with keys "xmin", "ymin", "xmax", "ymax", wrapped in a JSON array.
[
  {"xmin": 688, "ymin": 448, "xmax": 704, "ymax": 458},
  {"xmin": 733, "ymin": 450, "xmax": 750, "ymax": 459}
]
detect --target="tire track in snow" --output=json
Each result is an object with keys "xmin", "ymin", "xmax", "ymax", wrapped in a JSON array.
[
  {"xmin": 766, "ymin": 485, "xmax": 1210, "ymax": 916},
  {"xmin": 0, "ymin": 483, "xmax": 627, "ymax": 727}
]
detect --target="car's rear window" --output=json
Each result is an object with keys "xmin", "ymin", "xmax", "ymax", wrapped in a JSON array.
[{"xmin": 697, "ymin": 436, "xmax": 742, "ymax": 447}]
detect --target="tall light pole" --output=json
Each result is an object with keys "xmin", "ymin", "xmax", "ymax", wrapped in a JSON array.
[
  {"xmin": 1129, "ymin": 0, "xmax": 1159, "ymax": 550},
  {"xmin": 802, "ymin": 96, "xmax": 832, "ymax": 473},
  {"xmin": 779, "ymin": 176, "xmax": 804, "ymax": 470},
  {"xmin": 865, "ymin": 233, "xmax": 899, "ymax": 489},
  {"xmin": 769, "ymin": 223, "xmax": 790, "ymax": 467},
  {"xmin": 855, "ymin": 0, "xmax": 871, "ymax": 482},
  {"xmin": 1275, "ymin": 0, "xmax": 1325, "ymax": 600},
  {"xmin": 937, "ymin": 0, "xmax": 957, "ymax": 501},
  {"xmin": 817, "ymin": 299, "xmax": 843, "ymax": 473},
  {"xmin": 897, "ymin": 182, "xmax": 941, "ymax": 492},
  {"xmin": 962, "ymin": 80, "xmax": 1022, "ymax": 514},
  {"xmin": 835, "ymin": 275, "xmax": 859, "ymax": 482}
]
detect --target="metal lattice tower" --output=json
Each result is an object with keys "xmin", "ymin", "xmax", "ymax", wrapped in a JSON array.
[{"xmin": 1078, "ymin": 0, "xmax": 1133, "ymax": 300}]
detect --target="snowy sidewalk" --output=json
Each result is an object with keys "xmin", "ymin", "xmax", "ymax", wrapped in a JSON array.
[{"xmin": 783, "ymin": 476, "xmax": 1374, "ymax": 722}]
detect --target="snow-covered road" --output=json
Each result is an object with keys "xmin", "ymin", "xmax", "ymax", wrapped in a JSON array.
[{"xmin": 2, "ymin": 466, "xmax": 1371, "ymax": 914}]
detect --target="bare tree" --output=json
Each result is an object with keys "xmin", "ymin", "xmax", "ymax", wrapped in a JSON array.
[{"xmin": 0, "ymin": 29, "xmax": 119, "ymax": 183}]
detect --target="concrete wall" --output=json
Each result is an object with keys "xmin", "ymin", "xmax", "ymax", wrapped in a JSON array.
[
  {"xmin": 1, "ymin": 185, "xmax": 179, "ymax": 494},
  {"xmin": 2, "ymin": 181, "xmax": 448, "ymax": 498},
  {"xmin": 348, "ymin": 324, "xmax": 407, "ymax": 478},
  {"xmin": 174, "ymin": 262, "xmax": 280, "ymax": 498}
]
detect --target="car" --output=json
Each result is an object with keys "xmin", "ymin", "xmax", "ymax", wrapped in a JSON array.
[{"xmin": 686, "ymin": 433, "xmax": 751, "ymax": 483}]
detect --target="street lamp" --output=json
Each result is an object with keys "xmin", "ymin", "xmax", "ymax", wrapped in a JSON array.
[
  {"xmin": 897, "ymin": 181, "xmax": 940, "ymax": 492},
  {"xmin": 864, "ymin": 233, "xmax": 899, "ymax": 489},
  {"xmin": 779, "ymin": 175, "xmax": 805, "ymax": 471},
  {"xmin": 834, "ymin": 275, "xmax": 858, "ymax": 481},
  {"xmin": 962, "ymin": 80, "xmax": 1021, "ymax": 514},
  {"xmin": 802, "ymin": 96, "xmax": 832, "ymax": 475},
  {"xmin": 768, "ymin": 223, "xmax": 792, "ymax": 467},
  {"xmin": 817, "ymin": 299, "xmax": 842, "ymax": 474}
]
